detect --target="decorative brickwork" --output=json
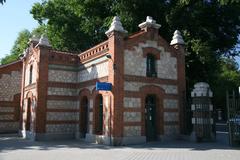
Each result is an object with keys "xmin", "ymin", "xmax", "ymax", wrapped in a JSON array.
[
  {"xmin": 124, "ymin": 97, "xmax": 141, "ymax": 108},
  {"xmin": 0, "ymin": 71, "xmax": 21, "ymax": 101},
  {"xmin": 46, "ymin": 124, "xmax": 76, "ymax": 133},
  {"xmin": 0, "ymin": 61, "xmax": 22, "ymax": 133},
  {"xmin": 0, "ymin": 16, "xmax": 186, "ymax": 145},
  {"xmin": 124, "ymin": 112, "xmax": 141, "ymax": 122},
  {"xmin": 124, "ymin": 126, "xmax": 141, "ymax": 136},
  {"xmin": 163, "ymin": 99, "xmax": 178, "ymax": 109},
  {"xmin": 47, "ymin": 100, "xmax": 78, "ymax": 110},
  {"xmin": 124, "ymin": 81, "xmax": 178, "ymax": 94}
]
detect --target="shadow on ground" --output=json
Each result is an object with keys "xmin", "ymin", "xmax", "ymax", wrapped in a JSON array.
[{"xmin": 0, "ymin": 133, "xmax": 238, "ymax": 153}]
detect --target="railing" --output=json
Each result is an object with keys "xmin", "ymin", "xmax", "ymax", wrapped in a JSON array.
[{"xmin": 79, "ymin": 41, "xmax": 109, "ymax": 62}]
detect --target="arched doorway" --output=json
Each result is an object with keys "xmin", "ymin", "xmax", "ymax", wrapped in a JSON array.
[
  {"xmin": 94, "ymin": 94, "xmax": 103, "ymax": 135},
  {"xmin": 145, "ymin": 95, "xmax": 157, "ymax": 141},
  {"xmin": 25, "ymin": 98, "xmax": 31, "ymax": 131},
  {"xmin": 80, "ymin": 96, "xmax": 88, "ymax": 138}
]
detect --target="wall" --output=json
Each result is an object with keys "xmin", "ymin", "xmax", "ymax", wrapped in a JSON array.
[
  {"xmin": 0, "ymin": 61, "xmax": 22, "ymax": 133},
  {"xmin": 46, "ymin": 54, "xmax": 109, "ymax": 137},
  {"xmin": 124, "ymin": 40, "xmax": 177, "ymax": 80},
  {"xmin": 123, "ymin": 39, "xmax": 180, "ymax": 139}
]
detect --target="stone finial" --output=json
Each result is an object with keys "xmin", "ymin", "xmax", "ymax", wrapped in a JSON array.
[
  {"xmin": 170, "ymin": 30, "xmax": 185, "ymax": 45},
  {"xmin": 37, "ymin": 34, "xmax": 51, "ymax": 47},
  {"xmin": 138, "ymin": 16, "xmax": 161, "ymax": 30},
  {"xmin": 28, "ymin": 34, "xmax": 39, "ymax": 44},
  {"xmin": 105, "ymin": 16, "xmax": 128, "ymax": 36},
  {"xmin": 191, "ymin": 82, "xmax": 213, "ymax": 97}
]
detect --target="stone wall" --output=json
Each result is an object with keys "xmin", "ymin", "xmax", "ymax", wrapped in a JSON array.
[
  {"xmin": 0, "ymin": 71, "xmax": 21, "ymax": 101},
  {"xmin": 124, "ymin": 81, "xmax": 178, "ymax": 94},
  {"xmin": 163, "ymin": 99, "xmax": 178, "ymax": 109},
  {"xmin": 124, "ymin": 40, "xmax": 177, "ymax": 80},
  {"xmin": 124, "ymin": 112, "xmax": 141, "ymax": 122},
  {"xmin": 0, "ymin": 61, "xmax": 22, "ymax": 133},
  {"xmin": 46, "ymin": 124, "xmax": 76, "ymax": 133},
  {"xmin": 49, "ymin": 70, "xmax": 77, "ymax": 83},
  {"xmin": 124, "ymin": 97, "xmax": 141, "ymax": 108},
  {"xmin": 48, "ymin": 87, "xmax": 77, "ymax": 96},
  {"xmin": 124, "ymin": 126, "xmax": 141, "ymax": 137},
  {"xmin": 164, "ymin": 125, "xmax": 179, "ymax": 136},
  {"xmin": 47, "ymin": 112, "xmax": 77, "ymax": 121},
  {"xmin": 47, "ymin": 100, "xmax": 78, "ymax": 110},
  {"xmin": 78, "ymin": 61, "xmax": 109, "ymax": 82}
]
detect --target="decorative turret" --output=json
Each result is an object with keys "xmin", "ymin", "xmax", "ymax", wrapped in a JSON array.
[
  {"xmin": 138, "ymin": 16, "xmax": 161, "ymax": 30},
  {"xmin": 105, "ymin": 16, "xmax": 128, "ymax": 37},
  {"xmin": 170, "ymin": 30, "xmax": 185, "ymax": 46}
]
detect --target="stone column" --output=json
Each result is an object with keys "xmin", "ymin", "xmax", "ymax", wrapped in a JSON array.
[{"xmin": 191, "ymin": 82, "xmax": 215, "ymax": 142}]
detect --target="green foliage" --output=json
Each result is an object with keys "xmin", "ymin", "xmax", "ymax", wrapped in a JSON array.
[
  {"xmin": 29, "ymin": 1, "xmax": 240, "ymax": 92},
  {"xmin": 1, "ymin": 30, "xmax": 31, "ymax": 65},
  {"xmin": 0, "ymin": 26, "xmax": 45, "ymax": 65}
]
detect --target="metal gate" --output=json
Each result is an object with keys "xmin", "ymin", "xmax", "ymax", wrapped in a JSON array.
[{"xmin": 226, "ymin": 91, "xmax": 240, "ymax": 147}]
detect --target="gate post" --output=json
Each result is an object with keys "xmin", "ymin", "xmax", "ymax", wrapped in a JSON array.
[{"xmin": 191, "ymin": 82, "xmax": 215, "ymax": 142}]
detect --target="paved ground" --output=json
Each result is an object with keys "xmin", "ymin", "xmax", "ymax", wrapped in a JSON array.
[{"xmin": 0, "ymin": 134, "xmax": 239, "ymax": 160}]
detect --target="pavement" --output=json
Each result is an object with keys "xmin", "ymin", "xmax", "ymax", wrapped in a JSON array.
[{"xmin": 0, "ymin": 133, "xmax": 239, "ymax": 160}]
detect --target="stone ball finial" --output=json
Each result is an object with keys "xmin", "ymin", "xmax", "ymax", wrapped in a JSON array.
[
  {"xmin": 170, "ymin": 30, "xmax": 185, "ymax": 45},
  {"xmin": 138, "ymin": 16, "xmax": 161, "ymax": 30},
  {"xmin": 105, "ymin": 16, "xmax": 128, "ymax": 36},
  {"xmin": 38, "ymin": 34, "xmax": 51, "ymax": 47}
]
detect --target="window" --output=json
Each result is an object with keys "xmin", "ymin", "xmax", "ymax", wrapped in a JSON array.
[
  {"xmin": 146, "ymin": 54, "xmax": 157, "ymax": 77},
  {"xmin": 29, "ymin": 65, "xmax": 33, "ymax": 84}
]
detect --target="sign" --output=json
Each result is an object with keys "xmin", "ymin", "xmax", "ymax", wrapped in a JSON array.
[{"xmin": 96, "ymin": 82, "xmax": 112, "ymax": 91}]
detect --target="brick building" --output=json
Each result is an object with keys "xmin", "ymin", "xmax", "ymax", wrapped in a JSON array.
[{"xmin": 0, "ymin": 16, "xmax": 186, "ymax": 145}]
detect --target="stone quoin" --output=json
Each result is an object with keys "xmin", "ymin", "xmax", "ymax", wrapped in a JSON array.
[{"xmin": 0, "ymin": 16, "xmax": 186, "ymax": 145}]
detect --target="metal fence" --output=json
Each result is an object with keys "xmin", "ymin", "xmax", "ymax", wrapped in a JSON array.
[{"xmin": 226, "ymin": 91, "xmax": 240, "ymax": 147}]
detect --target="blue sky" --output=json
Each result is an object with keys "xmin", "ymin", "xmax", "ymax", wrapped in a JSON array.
[{"xmin": 0, "ymin": 0, "xmax": 41, "ymax": 59}]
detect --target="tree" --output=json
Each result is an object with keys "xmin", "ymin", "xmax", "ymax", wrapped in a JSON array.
[
  {"xmin": 30, "ymin": 1, "xmax": 240, "ymax": 80},
  {"xmin": 1, "ymin": 30, "xmax": 31, "ymax": 65}
]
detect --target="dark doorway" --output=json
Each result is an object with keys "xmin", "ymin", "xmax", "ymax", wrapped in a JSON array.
[
  {"xmin": 80, "ymin": 96, "xmax": 88, "ymax": 138},
  {"xmin": 26, "ymin": 98, "xmax": 31, "ymax": 131},
  {"xmin": 145, "ymin": 95, "xmax": 157, "ymax": 141},
  {"xmin": 95, "ymin": 94, "xmax": 103, "ymax": 135}
]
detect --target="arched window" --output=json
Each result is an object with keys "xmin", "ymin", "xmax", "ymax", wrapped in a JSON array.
[
  {"xmin": 146, "ymin": 54, "xmax": 157, "ymax": 77},
  {"xmin": 95, "ymin": 94, "xmax": 103, "ymax": 135},
  {"xmin": 29, "ymin": 65, "xmax": 33, "ymax": 84}
]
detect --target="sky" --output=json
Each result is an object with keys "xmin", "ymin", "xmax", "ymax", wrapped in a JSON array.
[{"xmin": 0, "ymin": 0, "xmax": 41, "ymax": 59}]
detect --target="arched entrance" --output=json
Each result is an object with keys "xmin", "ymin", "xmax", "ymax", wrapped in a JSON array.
[
  {"xmin": 25, "ymin": 98, "xmax": 31, "ymax": 131},
  {"xmin": 145, "ymin": 95, "xmax": 157, "ymax": 141},
  {"xmin": 94, "ymin": 94, "xmax": 103, "ymax": 135},
  {"xmin": 80, "ymin": 96, "xmax": 88, "ymax": 138}
]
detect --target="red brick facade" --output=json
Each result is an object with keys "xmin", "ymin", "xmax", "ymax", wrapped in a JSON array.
[
  {"xmin": 0, "ymin": 16, "xmax": 186, "ymax": 145},
  {"xmin": 0, "ymin": 61, "xmax": 22, "ymax": 133}
]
